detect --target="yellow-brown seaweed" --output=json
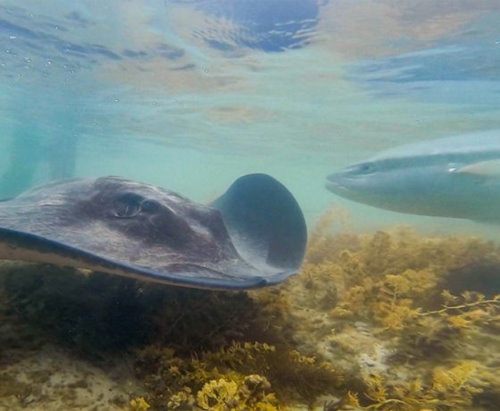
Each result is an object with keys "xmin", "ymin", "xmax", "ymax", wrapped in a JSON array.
[{"xmin": 0, "ymin": 209, "xmax": 499, "ymax": 410}]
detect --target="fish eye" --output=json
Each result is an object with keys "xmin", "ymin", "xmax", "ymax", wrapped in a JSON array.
[
  {"xmin": 141, "ymin": 199, "xmax": 160, "ymax": 212},
  {"xmin": 113, "ymin": 193, "xmax": 143, "ymax": 218},
  {"xmin": 358, "ymin": 163, "xmax": 375, "ymax": 174}
]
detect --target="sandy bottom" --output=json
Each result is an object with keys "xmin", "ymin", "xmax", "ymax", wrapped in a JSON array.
[{"xmin": 0, "ymin": 288, "xmax": 142, "ymax": 411}]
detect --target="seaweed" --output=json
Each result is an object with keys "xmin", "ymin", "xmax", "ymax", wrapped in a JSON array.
[
  {"xmin": 130, "ymin": 397, "xmax": 151, "ymax": 410},
  {"xmin": 0, "ymin": 262, "xmax": 279, "ymax": 356},
  {"xmin": 280, "ymin": 210, "xmax": 500, "ymax": 410},
  {"xmin": 134, "ymin": 341, "xmax": 341, "ymax": 409},
  {"xmin": 1, "ymin": 208, "xmax": 500, "ymax": 410},
  {"xmin": 335, "ymin": 359, "xmax": 498, "ymax": 410}
]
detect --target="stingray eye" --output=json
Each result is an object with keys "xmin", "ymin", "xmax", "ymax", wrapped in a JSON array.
[
  {"xmin": 141, "ymin": 199, "xmax": 160, "ymax": 213},
  {"xmin": 113, "ymin": 193, "xmax": 143, "ymax": 218}
]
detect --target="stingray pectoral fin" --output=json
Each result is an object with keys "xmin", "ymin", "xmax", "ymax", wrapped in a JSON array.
[
  {"xmin": 212, "ymin": 174, "xmax": 307, "ymax": 274},
  {"xmin": 0, "ymin": 175, "xmax": 306, "ymax": 290},
  {"xmin": 456, "ymin": 159, "xmax": 500, "ymax": 177}
]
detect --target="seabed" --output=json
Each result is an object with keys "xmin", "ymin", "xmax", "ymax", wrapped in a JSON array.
[{"xmin": 0, "ymin": 210, "xmax": 499, "ymax": 410}]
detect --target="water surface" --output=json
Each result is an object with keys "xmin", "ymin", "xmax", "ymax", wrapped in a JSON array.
[{"xmin": 1, "ymin": 0, "xmax": 499, "ymax": 234}]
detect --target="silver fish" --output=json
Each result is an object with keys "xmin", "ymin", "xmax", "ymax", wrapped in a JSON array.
[{"xmin": 326, "ymin": 130, "xmax": 500, "ymax": 221}]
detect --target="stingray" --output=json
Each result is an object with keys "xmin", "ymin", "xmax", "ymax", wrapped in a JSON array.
[{"xmin": 0, "ymin": 174, "xmax": 307, "ymax": 290}]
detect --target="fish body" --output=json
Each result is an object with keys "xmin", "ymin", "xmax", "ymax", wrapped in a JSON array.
[{"xmin": 326, "ymin": 130, "xmax": 500, "ymax": 221}]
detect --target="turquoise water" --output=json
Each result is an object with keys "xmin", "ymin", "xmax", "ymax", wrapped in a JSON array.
[{"xmin": 1, "ymin": 1, "xmax": 499, "ymax": 235}]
